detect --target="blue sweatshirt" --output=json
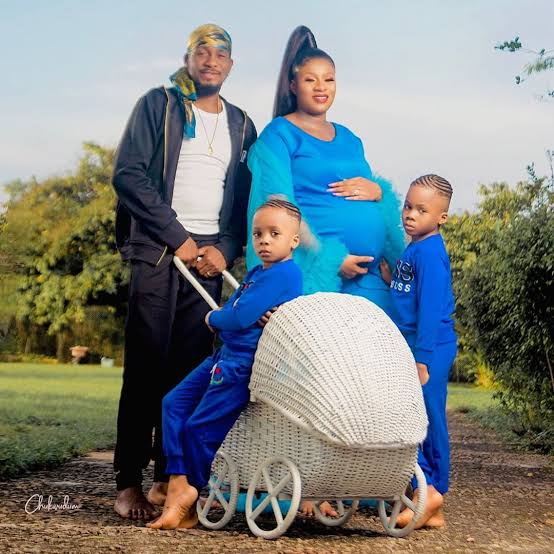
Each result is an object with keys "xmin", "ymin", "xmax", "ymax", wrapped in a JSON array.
[
  {"xmin": 208, "ymin": 259, "xmax": 303, "ymax": 355},
  {"xmin": 389, "ymin": 234, "xmax": 456, "ymax": 367}
]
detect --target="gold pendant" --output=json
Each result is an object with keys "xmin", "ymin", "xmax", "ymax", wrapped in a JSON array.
[{"xmin": 208, "ymin": 145, "xmax": 214, "ymax": 155}]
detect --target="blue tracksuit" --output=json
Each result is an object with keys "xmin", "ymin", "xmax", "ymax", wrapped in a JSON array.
[
  {"xmin": 162, "ymin": 259, "xmax": 302, "ymax": 490},
  {"xmin": 389, "ymin": 233, "xmax": 457, "ymax": 494}
]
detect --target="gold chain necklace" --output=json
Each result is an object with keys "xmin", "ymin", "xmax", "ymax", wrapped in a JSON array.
[{"xmin": 194, "ymin": 98, "xmax": 221, "ymax": 155}]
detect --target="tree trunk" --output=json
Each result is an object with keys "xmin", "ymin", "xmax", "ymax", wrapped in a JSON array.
[
  {"xmin": 56, "ymin": 332, "xmax": 66, "ymax": 362},
  {"xmin": 24, "ymin": 336, "xmax": 32, "ymax": 355}
]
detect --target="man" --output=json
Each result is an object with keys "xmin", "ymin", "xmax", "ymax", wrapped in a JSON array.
[{"xmin": 112, "ymin": 24, "xmax": 257, "ymax": 521}]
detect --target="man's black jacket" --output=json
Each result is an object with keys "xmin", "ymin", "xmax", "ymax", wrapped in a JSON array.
[{"xmin": 112, "ymin": 86, "xmax": 257, "ymax": 267}]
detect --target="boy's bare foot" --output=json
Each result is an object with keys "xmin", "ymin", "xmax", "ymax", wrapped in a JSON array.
[
  {"xmin": 423, "ymin": 508, "xmax": 445, "ymax": 528},
  {"xmin": 299, "ymin": 500, "xmax": 314, "ymax": 517},
  {"xmin": 299, "ymin": 500, "xmax": 338, "ymax": 518},
  {"xmin": 148, "ymin": 506, "xmax": 199, "ymax": 530},
  {"xmin": 114, "ymin": 486, "xmax": 158, "ymax": 521},
  {"xmin": 396, "ymin": 486, "xmax": 444, "ymax": 529},
  {"xmin": 147, "ymin": 476, "xmax": 199, "ymax": 530},
  {"xmin": 147, "ymin": 481, "xmax": 168, "ymax": 506}
]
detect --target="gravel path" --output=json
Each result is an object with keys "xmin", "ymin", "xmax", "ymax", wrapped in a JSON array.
[{"xmin": 1, "ymin": 411, "xmax": 552, "ymax": 553}]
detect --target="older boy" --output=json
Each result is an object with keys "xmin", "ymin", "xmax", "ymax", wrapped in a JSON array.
[{"xmin": 389, "ymin": 174, "xmax": 457, "ymax": 529}]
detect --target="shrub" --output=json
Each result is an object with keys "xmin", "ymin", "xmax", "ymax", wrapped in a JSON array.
[{"xmin": 445, "ymin": 173, "xmax": 553, "ymax": 449}]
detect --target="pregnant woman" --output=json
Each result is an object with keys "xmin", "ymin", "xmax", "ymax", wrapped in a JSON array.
[
  {"xmin": 246, "ymin": 26, "xmax": 404, "ymax": 315},
  {"xmin": 246, "ymin": 25, "xmax": 405, "ymax": 517}
]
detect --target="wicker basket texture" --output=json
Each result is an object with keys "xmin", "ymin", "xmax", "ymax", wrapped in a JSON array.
[{"xmin": 217, "ymin": 293, "xmax": 427, "ymax": 498}]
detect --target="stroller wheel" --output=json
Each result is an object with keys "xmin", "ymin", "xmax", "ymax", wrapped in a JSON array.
[
  {"xmin": 313, "ymin": 499, "xmax": 360, "ymax": 527},
  {"xmin": 197, "ymin": 450, "xmax": 239, "ymax": 529},
  {"xmin": 245, "ymin": 456, "xmax": 302, "ymax": 539},
  {"xmin": 378, "ymin": 463, "xmax": 427, "ymax": 537}
]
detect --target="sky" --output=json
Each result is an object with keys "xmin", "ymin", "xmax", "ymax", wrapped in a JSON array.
[{"xmin": 1, "ymin": 0, "xmax": 552, "ymax": 212}]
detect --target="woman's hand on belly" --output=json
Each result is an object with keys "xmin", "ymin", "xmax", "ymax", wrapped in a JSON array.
[
  {"xmin": 328, "ymin": 177, "xmax": 382, "ymax": 201},
  {"xmin": 340, "ymin": 254, "xmax": 374, "ymax": 279}
]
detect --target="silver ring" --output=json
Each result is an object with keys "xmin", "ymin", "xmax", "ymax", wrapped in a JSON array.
[
  {"xmin": 207, "ymin": 272, "xmax": 212, "ymax": 277},
  {"xmin": 353, "ymin": 189, "xmax": 360, "ymax": 196},
  {"xmin": 196, "ymin": 256, "xmax": 203, "ymax": 261}
]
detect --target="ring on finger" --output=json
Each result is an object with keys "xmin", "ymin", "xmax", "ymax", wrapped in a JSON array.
[{"xmin": 353, "ymin": 189, "xmax": 360, "ymax": 196}]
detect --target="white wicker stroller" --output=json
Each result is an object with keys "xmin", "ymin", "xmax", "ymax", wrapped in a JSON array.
[{"xmin": 174, "ymin": 257, "xmax": 428, "ymax": 540}]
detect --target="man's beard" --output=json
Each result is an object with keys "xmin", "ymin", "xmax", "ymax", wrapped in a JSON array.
[{"xmin": 195, "ymin": 83, "xmax": 222, "ymax": 97}]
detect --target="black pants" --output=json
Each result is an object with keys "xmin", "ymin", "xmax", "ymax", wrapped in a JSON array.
[{"xmin": 114, "ymin": 237, "xmax": 222, "ymax": 490}]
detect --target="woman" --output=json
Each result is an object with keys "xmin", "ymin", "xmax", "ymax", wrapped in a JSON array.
[
  {"xmin": 246, "ymin": 26, "xmax": 404, "ymax": 314},
  {"xmin": 246, "ymin": 26, "xmax": 405, "ymax": 517}
]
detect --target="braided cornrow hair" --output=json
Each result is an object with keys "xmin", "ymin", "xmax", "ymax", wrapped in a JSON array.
[
  {"xmin": 410, "ymin": 174, "xmax": 453, "ymax": 202},
  {"xmin": 256, "ymin": 198, "xmax": 302, "ymax": 223}
]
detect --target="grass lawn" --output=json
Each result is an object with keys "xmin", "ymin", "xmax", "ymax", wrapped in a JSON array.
[
  {"xmin": 446, "ymin": 383, "xmax": 543, "ymax": 451},
  {"xmin": 0, "ymin": 363, "xmax": 502, "ymax": 479},
  {"xmin": 0, "ymin": 362, "xmax": 122, "ymax": 478},
  {"xmin": 447, "ymin": 383, "xmax": 497, "ymax": 412}
]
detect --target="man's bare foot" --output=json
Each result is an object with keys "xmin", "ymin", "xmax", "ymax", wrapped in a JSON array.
[
  {"xmin": 299, "ymin": 500, "xmax": 338, "ymax": 518},
  {"xmin": 114, "ymin": 486, "xmax": 158, "ymax": 521},
  {"xmin": 147, "ymin": 476, "xmax": 199, "ymax": 530},
  {"xmin": 396, "ymin": 486, "xmax": 444, "ymax": 529},
  {"xmin": 147, "ymin": 481, "xmax": 168, "ymax": 506}
]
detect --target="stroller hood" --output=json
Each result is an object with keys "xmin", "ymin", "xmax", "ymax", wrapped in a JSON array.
[{"xmin": 249, "ymin": 293, "xmax": 428, "ymax": 448}]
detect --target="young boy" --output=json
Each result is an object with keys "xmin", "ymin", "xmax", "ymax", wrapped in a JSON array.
[
  {"xmin": 389, "ymin": 174, "xmax": 457, "ymax": 529},
  {"xmin": 148, "ymin": 199, "xmax": 303, "ymax": 530}
]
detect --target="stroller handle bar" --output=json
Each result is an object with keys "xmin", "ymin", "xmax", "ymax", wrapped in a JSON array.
[{"xmin": 173, "ymin": 256, "xmax": 240, "ymax": 310}]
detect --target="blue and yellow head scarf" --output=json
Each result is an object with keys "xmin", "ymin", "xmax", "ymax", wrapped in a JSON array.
[{"xmin": 170, "ymin": 24, "xmax": 232, "ymax": 138}]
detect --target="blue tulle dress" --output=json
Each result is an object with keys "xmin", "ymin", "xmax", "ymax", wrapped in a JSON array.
[{"xmin": 246, "ymin": 117, "xmax": 404, "ymax": 314}]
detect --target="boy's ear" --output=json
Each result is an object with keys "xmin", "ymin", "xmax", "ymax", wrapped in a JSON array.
[
  {"xmin": 291, "ymin": 234, "xmax": 300, "ymax": 249},
  {"xmin": 439, "ymin": 212, "xmax": 448, "ymax": 225}
]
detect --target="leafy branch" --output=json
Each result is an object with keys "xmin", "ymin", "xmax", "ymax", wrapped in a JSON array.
[{"xmin": 496, "ymin": 36, "xmax": 554, "ymax": 99}]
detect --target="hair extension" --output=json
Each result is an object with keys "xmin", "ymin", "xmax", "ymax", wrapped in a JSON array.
[{"xmin": 273, "ymin": 26, "xmax": 335, "ymax": 118}]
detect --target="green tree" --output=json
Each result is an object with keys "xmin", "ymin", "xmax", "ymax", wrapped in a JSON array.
[
  {"xmin": 0, "ymin": 143, "xmax": 128, "ymax": 360},
  {"xmin": 444, "ymin": 173, "xmax": 554, "ymax": 448}
]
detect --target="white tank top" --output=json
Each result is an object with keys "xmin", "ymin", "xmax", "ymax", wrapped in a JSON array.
[{"xmin": 171, "ymin": 103, "xmax": 232, "ymax": 235}]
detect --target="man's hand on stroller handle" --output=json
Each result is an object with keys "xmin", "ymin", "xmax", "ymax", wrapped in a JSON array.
[
  {"xmin": 174, "ymin": 240, "xmax": 227, "ymax": 279},
  {"xmin": 175, "ymin": 237, "xmax": 199, "ymax": 268},
  {"xmin": 196, "ymin": 246, "xmax": 227, "ymax": 277}
]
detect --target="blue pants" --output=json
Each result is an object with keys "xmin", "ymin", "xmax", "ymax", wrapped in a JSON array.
[
  {"xmin": 162, "ymin": 347, "xmax": 252, "ymax": 490},
  {"xmin": 411, "ymin": 340, "xmax": 457, "ymax": 495}
]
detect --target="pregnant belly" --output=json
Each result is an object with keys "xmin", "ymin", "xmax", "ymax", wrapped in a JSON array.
[{"xmin": 301, "ymin": 198, "xmax": 387, "ymax": 259}]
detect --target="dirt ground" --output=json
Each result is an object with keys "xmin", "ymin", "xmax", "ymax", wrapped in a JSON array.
[{"xmin": 1, "ymin": 411, "xmax": 552, "ymax": 554}]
